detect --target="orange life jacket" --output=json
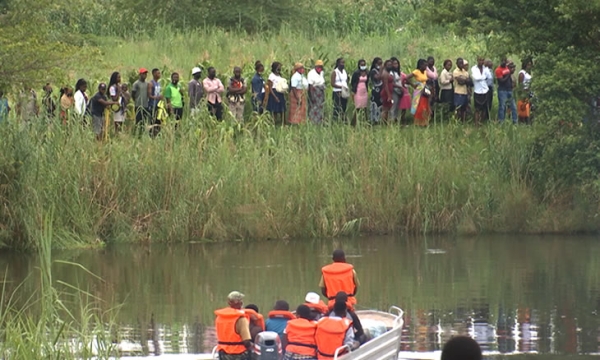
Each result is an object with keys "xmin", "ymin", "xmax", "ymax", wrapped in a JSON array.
[
  {"xmin": 215, "ymin": 307, "xmax": 248, "ymax": 355},
  {"xmin": 268, "ymin": 310, "xmax": 296, "ymax": 320},
  {"xmin": 285, "ymin": 318, "xmax": 318, "ymax": 356},
  {"xmin": 321, "ymin": 262, "xmax": 357, "ymax": 309},
  {"xmin": 244, "ymin": 308, "xmax": 265, "ymax": 331},
  {"xmin": 306, "ymin": 300, "xmax": 329, "ymax": 315},
  {"xmin": 315, "ymin": 317, "xmax": 352, "ymax": 359}
]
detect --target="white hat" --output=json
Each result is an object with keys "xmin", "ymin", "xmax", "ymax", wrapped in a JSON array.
[
  {"xmin": 192, "ymin": 67, "xmax": 202, "ymax": 75},
  {"xmin": 305, "ymin": 292, "xmax": 321, "ymax": 305}
]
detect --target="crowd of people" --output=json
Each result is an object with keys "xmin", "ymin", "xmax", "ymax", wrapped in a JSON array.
[
  {"xmin": 0, "ymin": 55, "xmax": 534, "ymax": 139},
  {"xmin": 213, "ymin": 249, "xmax": 483, "ymax": 360}
]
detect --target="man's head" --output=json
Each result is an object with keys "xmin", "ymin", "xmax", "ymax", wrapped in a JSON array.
[
  {"xmin": 98, "ymin": 83, "xmax": 107, "ymax": 95},
  {"xmin": 456, "ymin": 58, "xmax": 464, "ymax": 70},
  {"xmin": 139, "ymin": 68, "xmax": 148, "ymax": 80},
  {"xmin": 508, "ymin": 63, "xmax": 516, "ymax": 74},
  {"xmin": 245, "ymin": 304, "xmax": 259, "ymax": 312},
  {"xmin": 305, "ymin": 292, "xmax": 321, "ymax": 305},
  {"xmin": 441, "ymin": 336, "xmax": 482, "ymax": 360},
  {"xmin": 296, "ymin": 304, "xmax": 311, "ymax": 320},
  {"xmin": 192, "ymin": 67, "xmax": 202, "ymax": 80},
  {"xmin": 332, "ymin": 249, "xmax": 346, "ymax": 263},
  {"xmin": 233, "ymin": 67, "xmax": 242, "ymax": 79},
  {"xmin": 477, "ymin": 56, "xmax": 485, "ymax": 68},
  {"xmin": 274, "ymin": 300, "xmax": 290, "ymax": 311},
  {"xmin": 152, "ymin": 68, "xmax": 161, "ymax": 80},
  {"xmin": 333, "ymin": 299, "xmax": 347, "ymax": 317},
  {"xmin": 171, "ymin": 72, "xmax": 179, "ymax": 85},
  {"xmin": 500, "ymin": 58, "xmax": 508, "ymax": 67},
  {"xmin": 227, "ymin": 291, "xmax": 244, "ymax": 309},
  {"xmin": 484, "ymin": 59, "xmax": 493, "ymax": 69},
  {"xmin": 208, "ymin": 67, "xmax": 216, "ymax": 79}
]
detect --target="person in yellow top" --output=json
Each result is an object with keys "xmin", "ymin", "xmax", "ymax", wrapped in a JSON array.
[
  {"xmin": 319, "ymin": 249, "xmax": 360, "ymax": 310},
  {"xmin": 214, "ymin": 291, "xmax": 253, "ymax": 360},
  {"xmin": 405, "ymin": 59, "xmax": 431, "ymax": 126},
  {"xmin": 453, "ymin": 58, "xmax": 471, "ymax": 122}
]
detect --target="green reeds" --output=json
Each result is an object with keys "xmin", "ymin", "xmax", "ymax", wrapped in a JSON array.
[
  {"xmin": 0, "ymin": 211, "xmax": 119, "ymax": 358},
  {"xmin": 0, "ymin": 111, "xmax": 597, "ymax": 251}
]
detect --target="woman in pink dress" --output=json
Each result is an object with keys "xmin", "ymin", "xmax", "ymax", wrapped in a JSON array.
[
  {"xmin": 350, "ymin": 59, "xmax": 369, "ymax": 126},
  {"xmin": 399, "ymin": 69, "xmax": 412, "ymax": 124}
]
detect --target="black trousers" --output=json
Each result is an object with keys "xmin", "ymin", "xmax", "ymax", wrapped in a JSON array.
[
  {"xmin": 208, "ymin": 102, "xmax": 223, "ymax": 121},
  {"xmin": 333, "ymin": 92, "xmax": 348, "ymax": 122}
]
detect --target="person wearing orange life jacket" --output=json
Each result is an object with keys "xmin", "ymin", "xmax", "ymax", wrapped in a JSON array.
[
  {"xmin": 319, "ymin": 249, "xmax": 359, "ymax": 310},
  {"xmin": 244, "ymin": 304, "xmax": 265, "ymax": 341},
  {"xmin": 282, "ymin": 305, "xmax": 318, "ymax": 360},
  {"xmin": 304, "ymin": 292, "xmax": 329, "ymax": 321},
  {"xmin": 214, "ymin": 291, "xmax": 253, "ymax": 360},
  {"xmin": 328, "ymin": 292, "xmax": 366, "ymax": 345},
  {"xmin": 315, "ymin": 299, "xmax": 359, "ymax": 360},
  {"xmin": 266, "ymin": 300, "xmax": 295, "ymax": 339}
]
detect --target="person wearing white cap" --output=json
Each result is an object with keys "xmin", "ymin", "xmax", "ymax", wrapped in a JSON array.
[
  {"xmin": 304, "ymin": 292, "xmax": 328, "ymax": 320},
  {"xmin": 214, "ymin": 291, "xmax": 252, "ymax": 359},
  {"xmin": 188, "ymin": 67, "xmax": 204, "ymax": 114}
]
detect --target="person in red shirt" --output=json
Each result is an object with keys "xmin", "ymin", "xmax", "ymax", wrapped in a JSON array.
[{"xmin": 495, "ymin": 59, "xmax": 518, "ymax": 124}]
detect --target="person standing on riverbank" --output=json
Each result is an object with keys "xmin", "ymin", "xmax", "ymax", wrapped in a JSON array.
[
  {"xmin": 227, "ymin": 67, "xmax": 247, "ymax": 122},
  {"xmin": 289, "ymin": 63, "xmax": 308, "ymax": 124},
  {"xmin": 214, "ymin": 291, "xmax": 252, "ymax": 360},
  {"xmin": 147, "ymin": 68, "xmax": 163, "ymax": 136},
  {"xmin": 320, "ymin": 249, "xmax": 359, "ymax": 310},
  {"xmin": 189, "ymin": 67, "xmax": 204, "ymax": 115},
  {"xmin": 471, "ymin": 57, "xmax": 492, "ymax": 125},
  {"xmin": 204, "ymin": 67, "xmax": 225, "ymax": 121},
  {"xmin": 331, "ymin": 58, "xmax": 349, "ymax": 122},
  {"xmin": 453, "ymin": 58, "xmax": 470, "ymax": 122},
  {"xmin": 90, "ymin": 83, "xmax": 117, "ymax": 141},
  {"xmin": 307, "ymin": 60, "xmax": 326, "ymax": 124},
  {"xmin": 164, "ymin": 72, "xmax": 184, "ymax": 122},
  {"xmin": 132, "ymin": 68, "xmax": 149, "ymax": 133}
]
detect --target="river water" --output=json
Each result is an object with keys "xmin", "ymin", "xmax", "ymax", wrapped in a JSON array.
[{"xmin": 1, "ymin": 235, "xmax": 600, "ymax": 359}]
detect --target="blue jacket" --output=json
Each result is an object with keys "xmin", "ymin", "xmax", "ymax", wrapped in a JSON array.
[{"xmin": 265, "ymin": 317, "xmax": 289, "ymax": 338}]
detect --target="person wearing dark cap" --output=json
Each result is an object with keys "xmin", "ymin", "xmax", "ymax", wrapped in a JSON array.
[
  {"xmin": 328, "ymin": 292, "xmax": 366, "ymax": 344},
  {"xmin": 319, "ymin": 249, "xmax": 359, "ymax": 310},
  {"xmin": 315, "ymin": 297, "xmax": 358, "ymax": 359},
  {"xmin": 441, "ymin": 336, "xmax": 482, "ymax": 360},
  {"xmin": 214, "ymin": 291, "xmax": 252, "ymax": 360},
  {"xmin": 282, "ymin": 304, "xmax": 318, "ymax": 360},
  {"xmin": 266, "ymin": 300, "xmax": 295, "ymax": 339},
  {"xmin": 89, "ymin": 83, "xmax": 118, "ymax": 141},
  {"xmin": 132, "ymin": 68, "xmax": 149, "ymax": 135},
  {"xmin": 244, "ymin": 304, "xmax": 265, "ymax": 341}
]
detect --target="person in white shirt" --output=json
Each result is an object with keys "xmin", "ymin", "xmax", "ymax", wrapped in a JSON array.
[
  {"xmin": 266, "ymin": 61, "xmax": 287, "ymax": 125},
  {"xmin": 73, "ymin": 78, "xmax": 88, "ymax": 121},
  {"xmin": 471, "ymin": 56, "xmax": 492, "ymax": 125},
  {"xmin": 307, "ymin": 60, "xmax": 326, "ymax": 124},
  {"xmin": 289, "ymin": 62, "xmax": 308, "ymax": 124},
  {"xmin": 330, "ymin": 58, "xmax": 349, "ymax": 122}
]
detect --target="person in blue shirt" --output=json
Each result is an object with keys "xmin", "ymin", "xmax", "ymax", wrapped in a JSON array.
[
  {"xmin": 0, "ymin": 90, "xmax": 10, "ymax": 123},
  {"xmin": 265, "ymin": 300, "xmax": 294, "ymax": 339},
  {"xmin": 251, "ymin": 61, "xmax": 265, "ymax": 114}
]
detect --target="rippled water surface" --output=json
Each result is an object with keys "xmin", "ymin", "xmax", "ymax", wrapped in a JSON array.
[{"xmin": 1, "ymin": 235, "xmax": 600, "ymax": 359}]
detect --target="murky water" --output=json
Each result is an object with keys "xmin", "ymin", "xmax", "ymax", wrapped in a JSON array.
[{"xmin": 1, "ymin": 235, "xmax": 600, "ymax": 359}]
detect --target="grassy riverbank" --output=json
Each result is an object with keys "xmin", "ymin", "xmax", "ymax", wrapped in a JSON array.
[{"xmin": 1, "ymin": 116, "xmax": 598, "ymax": 251}]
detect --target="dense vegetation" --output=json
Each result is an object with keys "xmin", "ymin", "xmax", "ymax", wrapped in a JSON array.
[{"xmin": 0, "ymin": 0, "xmax": 599, "ymax": 251}]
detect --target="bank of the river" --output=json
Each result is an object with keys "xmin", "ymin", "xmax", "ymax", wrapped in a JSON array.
[{"xmin": 0, "ymin": 120, "xmax": 598, "ymax": 251}]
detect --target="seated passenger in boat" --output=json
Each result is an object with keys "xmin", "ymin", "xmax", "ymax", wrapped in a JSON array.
[
  {"xmin": 320, "ymin": 249, "xmax": 359, "ymax": 310},
  {"xmin": 441, "ymin": 336, "xmax": 482, "ymax": 360},
  {"xmin": 328, "ymin": 292, "xmax": 366, "ymax": 344},
  {"xmin": 266, "ymin": 300, "xmax": 295, "ymax": 339},
  {"xmin": 305, "ymin": 292, "xmax": 329, "ymax": 320},
  {"xmin": 315, "ymin": 299, "xmax": 359, "ymax": 359},
  {"xmin": 244, "ymin": 304, "xmax": 265, "ymax": 341},
  {"xmin": 214, "ymin": 291, "xmax": 253, "ymax": 360},
  {"xmin": 282, "ymin": 305, "xmax": 318, "ymax": 360}
]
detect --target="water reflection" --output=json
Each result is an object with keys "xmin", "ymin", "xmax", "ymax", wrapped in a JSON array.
[{"xmin": 1, "ymin": 235, "xmax": 599, "ymax": 358}]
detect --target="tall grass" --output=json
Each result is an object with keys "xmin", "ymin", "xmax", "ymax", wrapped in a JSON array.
[
  {"xmin": 0, "ymin": 212, "xmax": 119, "ymax": 358},
  {"xmin": 0, "ymin": 111, "xmax": 597, "ymax": 251}
]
